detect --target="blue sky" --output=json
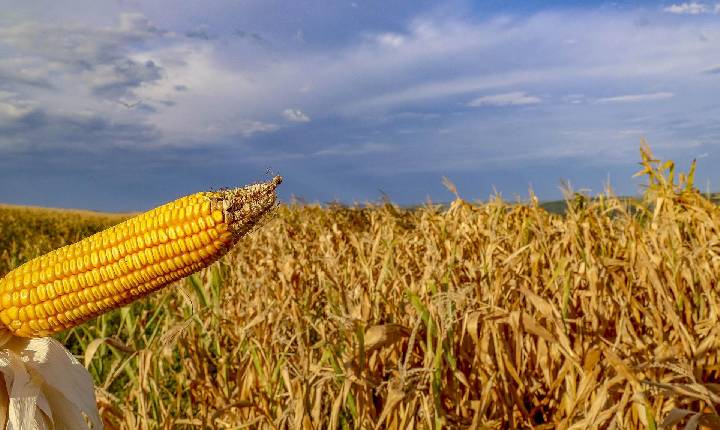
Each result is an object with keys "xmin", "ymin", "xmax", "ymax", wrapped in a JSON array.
[{"xmin": 1, "ymin": 1, "xmax": 719, "ymax": 211}]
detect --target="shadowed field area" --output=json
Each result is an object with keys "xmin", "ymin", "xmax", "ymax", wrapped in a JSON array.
[{"xmin": 1, "ymin": 146, "xmax": 720, "ymax": 429}]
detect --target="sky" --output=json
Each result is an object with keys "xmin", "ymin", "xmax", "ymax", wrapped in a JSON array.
[{"xmin": 0, "ymin": 1, "xmax": 719, "ymax": 211}]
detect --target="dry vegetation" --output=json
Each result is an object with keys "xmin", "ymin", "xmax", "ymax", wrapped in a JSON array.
[{"xmin": 2, "ymin": 145, "xmax": 720, "ymax": 429}]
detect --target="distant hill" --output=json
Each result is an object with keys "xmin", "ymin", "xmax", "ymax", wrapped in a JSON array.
[{"xmin": 540, "ymin": 192, "xmax": 720, "ymax": 215}]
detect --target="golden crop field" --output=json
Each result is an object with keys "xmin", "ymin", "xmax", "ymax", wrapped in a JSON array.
[{"xmin": 1, "ymin": 145, "xmax": 720, "ymax": 429}]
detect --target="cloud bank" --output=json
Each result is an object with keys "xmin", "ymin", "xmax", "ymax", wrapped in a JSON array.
[{"xmin": 1, "ymin": 1, "xmax": 720, "ymax": 209}]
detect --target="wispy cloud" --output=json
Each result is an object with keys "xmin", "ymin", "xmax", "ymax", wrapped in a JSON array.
[
  {"xmin": 663, "ymin": 2, "xmax": 710, "ymax": 14},
  {"xmin": 702, "ymin": 65, "xmax": 720, "ymax": 74},
  {"xmin": 595, "ymin": 92, "xmax": 674, "ymax": 104},
  {"xmin": 314, "ymin": 142, "xmax": 390, "ymax": 157},
  {"xmin": 282, "ymin": 108, "xmax": 311, "ymax": 123},
  {"xmin": 466, "ymin": 91, "xmax": 541, "ymax": 107},
  {"xmin": 185, "ymin": 25, "xmax": 213, "ymax": 40}
]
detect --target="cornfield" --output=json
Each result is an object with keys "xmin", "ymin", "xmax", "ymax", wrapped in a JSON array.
[{"xmin": 2, "ymin": 144, "xmax": 720, "ymax": 429}]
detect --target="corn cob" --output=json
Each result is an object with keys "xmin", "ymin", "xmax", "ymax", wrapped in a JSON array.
[{"xmin": 0, "ymin": 176, "xmax": 282, "ymax": 338}]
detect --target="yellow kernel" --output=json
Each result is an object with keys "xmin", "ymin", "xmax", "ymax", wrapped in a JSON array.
[
  {"xmin": 11, "ymin": 291, "xmax": 20, "ymax": 307},
  {"xmin": 0, "ymin": 310, "xmax": 11, "ymax": 327},
  {"xmin": 1, "ymin": 293, "xmax": 11, "ymax": 308},
  {"xmin": 18, "ymin": 308, "xmax": 27, "ymax": 322},
  {"xmin": 10, "ymin": 320, "xmax": 21, "ymax": 330},
  {"xmin": 132, "ymin": 255, "xmax": 142, "ymax": 270},
  {"xmin": 70, "ymin": 276, "xmax": 80, "ymax": 291},
  {"xmin": 46, "ymin": 283, "xmax": 57, "ymax": 299},
  {"xmin": 44, "ymin": 267, "xmax": 54, "ymax": 283},
  {"xmin": 199, "ymin": 231, "xmax": 210, "ymax": 245},
  {"xmin": 29, "ymin": 289, "xmax": 38, "ymax": 305},
  {"xmin": 19, "ymin": 289, "xmax": 29, "ymax": 306},
  {"xmin": 25, "ymin": 305, "xmax": 36, "ymax": 320},
  {"xmin": 61, "ymin": 295, "xmax": 72, "ymax": 310},
  {"xmin": 68, "ymin": 292, "xmax": 80, "ymax": 307},
  {"xmin": 35, "ymin": 304, "xmax": 46, "ymax": 319},
  {"xmin": 111, "ymin": 263, "xmax": 122, "ymax": 278},
  {"xmin": 53, "ymin": 298, "xmax": 64, "ymax": 313},
  {"xmin": 43, "ymin": 302, "xmax": 55, "ymax": 316},
  {"xmin": 38, "ymin": 319, "xmax": 50, "ymax": 330},
  {"xmin": 211, "ymin": 210, "xmax": 223, "ymax": 223},
  {"xmin": 141, "ymin": 249, "xmax": 151, "ymax": 266},
  {"xmin": 16, "ymin": 323, "xmax": 32, "ymax": 337},
  {"xmin": 99, "ymin": 267, "xmax": 109, "ymax": 282},
  {"xmin": 118, "ymin": 259, "xmax": 128, "ymax": 274},
  {"xmin": 6, "ymin": 306, "xmax": 19, "ymax": 320},
  {"xmin": 28, "ymin": 320, "xmax": 40, "ymax": 332},
  {"xmin": 47, "ymin": 316, "xmax": 59, "ymax": 328}
]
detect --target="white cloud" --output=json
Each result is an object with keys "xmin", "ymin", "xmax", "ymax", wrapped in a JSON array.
[
  {"xmin": 595, "ymin": 92, "xmax": 674, "ymax": 103},
  {"xmin": 237, "ymin": 120, "xmax": 279, "ymax": 137},
  {"xmin": 0, "ymin": 101, "xmax": 32, "ymax": 120},
  {"xmin": 663, "ymin": 2, "xmax": 709, "ymax": 14},
  {"xmin": 282, "ymin": 108, "xmax": 311, "ymax": 123},
  {"xmin": 467, "ymin": 91, "xmax": 541, "ymax": 107},
  {"xmin": 376, "ymin": 33, "xmax": 405, "ymax": 47}
]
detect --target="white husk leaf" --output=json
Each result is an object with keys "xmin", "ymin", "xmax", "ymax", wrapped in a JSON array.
[{"xmin": 0, "ymin": 329, "xmax": 102, "ymax": 429}]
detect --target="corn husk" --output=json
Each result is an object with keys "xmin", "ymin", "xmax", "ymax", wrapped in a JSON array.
[{"xmin": 0, "ymin": 329, "xmax": 101, "ymax": 430}]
